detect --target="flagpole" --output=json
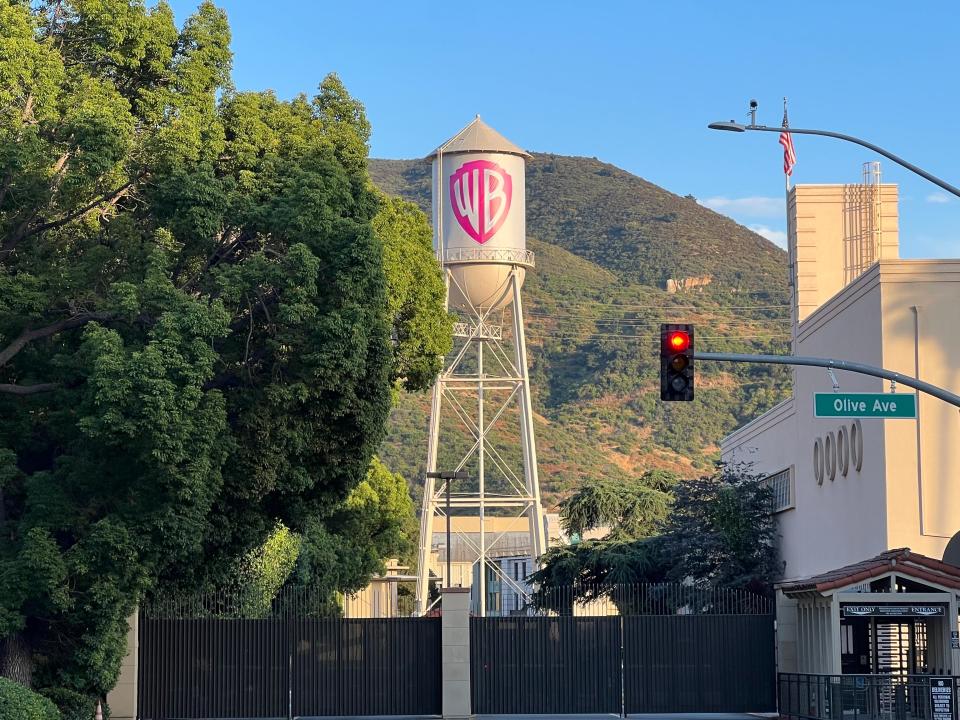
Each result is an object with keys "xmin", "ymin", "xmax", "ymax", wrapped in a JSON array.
[
  {"xmin": 782, "ymin": 97, "xmax": 795, "ymax": 350},
  {"xmin": 783, "ymin": 97, "xmax": 792, "ymax": 193}
]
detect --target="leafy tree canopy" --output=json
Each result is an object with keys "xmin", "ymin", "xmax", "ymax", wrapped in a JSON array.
[
  {"xmin": 559, "ymin": 469, "xmax": 675, "ymax": 541},
  {"xmin": 658, "ymin": 463, "xmax": 780, "ymax": 594},
  {"xmin": 290, "ymin": 457, "xmax": 418, "ymax": 600},
  {"xmin": 0, "ymin": 0, "xmax": 446, "ymax": 699},
  {"xmin": 531, "ymin": 464, "xmax": 779, "ymax": 611}
]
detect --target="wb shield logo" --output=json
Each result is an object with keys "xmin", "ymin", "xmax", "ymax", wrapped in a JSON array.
[{"xmin": 449, "ymin": 160, "xmax": 512, "ymax": 244}]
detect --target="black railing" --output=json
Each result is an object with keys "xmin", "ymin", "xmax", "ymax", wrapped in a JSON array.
[
  {"xmin": 528, "ymin": 582, "xmax": 773, "ymax": 616},
  {"xmin": 141, "ymin": 585, "xmax": 348, "ymax": 620},
  {"xmin": 780, "ymin": 673, "xmax": 958, "ymax": 720}
]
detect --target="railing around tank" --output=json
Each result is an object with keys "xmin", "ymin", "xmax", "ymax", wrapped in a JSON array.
[
  {"xmin": 779, "ymin": 673, "xmax": 958, "ymax": 720},
  {"xmin": 438, "ymin": 246, "xmax": 535, "ymax": 267}
]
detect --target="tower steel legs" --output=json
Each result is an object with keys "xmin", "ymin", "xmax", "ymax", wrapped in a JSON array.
[{"xmin": 414, "ymin": 266, "xmax": 546, "ymax": 616}]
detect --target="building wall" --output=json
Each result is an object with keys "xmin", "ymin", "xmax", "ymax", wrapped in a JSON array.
[
  {"xmin": 106, "ymin": 613, "xmax": 138, "ymax": 720},
  {"xmin": 725, "ymin": 271, "xmax": 891, "ymax": 580},
  {"xmin": 342, "ymin": 580, "xmax": 399, "ymax": 618},
  {"xmin": 725, "ymin": 399, "xmax": 799, "ymax": 575},
  {"xmin": 722, "ymin": 181, "xmax": 960, "ymax": 581},
  {"xmin": 788, "ymin": 268, "xmax": 890, "ymax": 578},
  {"xmin": 789, "ymin": 184, "xmax": 898, "ymax": 324},
  {"xmin": 879, "ymin": 262, "xmax": 960, "ymax": 554}
]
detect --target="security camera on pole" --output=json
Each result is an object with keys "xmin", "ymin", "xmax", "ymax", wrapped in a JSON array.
[{"xmin": 415, "ymin": 117, "xmax": 547, "ymax": 617}]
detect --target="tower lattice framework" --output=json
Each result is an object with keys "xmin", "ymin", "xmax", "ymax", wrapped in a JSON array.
[{"xmin": 415, "ymin": 258, "xmax": 547, "ymax": 616}]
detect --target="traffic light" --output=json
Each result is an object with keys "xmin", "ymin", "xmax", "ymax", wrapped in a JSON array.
[{"xmin": 661, "ymin": 324, "xmax": 694, "ymax": 401}]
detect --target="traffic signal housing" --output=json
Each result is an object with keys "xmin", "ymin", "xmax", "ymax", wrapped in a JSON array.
[{"xmin": 661, "ymin": 324, "xmax": 694, "ymax": 401}]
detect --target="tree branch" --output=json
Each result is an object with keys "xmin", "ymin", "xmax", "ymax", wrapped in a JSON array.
[
  {"xmin": 0, "ymin": 383, "xmax": 58, "ymax": 396},
  {"xmin": 0, "ymin": 311, "xmax": 112, "ymax": 368},
  {"xmin": 1, "ymin": 177, "xmax": 139, "ymax": 257},
  {"xmin": 179, "ymin": 228, "xmax": 256, "ymax": 291}
]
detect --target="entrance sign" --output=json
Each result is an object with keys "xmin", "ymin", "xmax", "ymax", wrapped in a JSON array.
[
  {"xmin": 814, "ymin": 393, "xmax": 917, "ymax": 419},
  {"xmin": 930, "ymin": 677, "xmax": 954, "ymax": 720},
  {"xmin": 842, "ymin": 604, "xmax": 944, "ymax": 617}
]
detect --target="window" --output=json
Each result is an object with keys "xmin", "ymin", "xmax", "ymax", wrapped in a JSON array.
[
  {"xmin": 841, "ymin": 623, "xmax": 854, "ymax": 654},
  {"xmin": 765, "ymin": 467, "xmax": 794, "ymax": 513}
]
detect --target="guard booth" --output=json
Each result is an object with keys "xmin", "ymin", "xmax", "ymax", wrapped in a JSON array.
[{"xmin": 778, "ymin": 549, "xmax": 960, "ymax": 720}]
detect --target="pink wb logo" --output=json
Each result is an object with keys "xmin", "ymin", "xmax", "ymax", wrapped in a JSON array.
[{"xmin": 449, "ymin": 160, "xmax": 512, "ymax": 244}]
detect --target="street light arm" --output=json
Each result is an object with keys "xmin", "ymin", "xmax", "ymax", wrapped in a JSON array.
[
  {"xmin": 695, "ymin": 351, "xmax": 960, "ymax": 409},
  {"xmin": 742, "ymin": 124, "xmax": 960, "ymax": 200}
]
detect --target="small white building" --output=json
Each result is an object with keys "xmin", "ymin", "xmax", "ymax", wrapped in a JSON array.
[{"xmin": 471, "ymin": 553, "xmax": 534, "ymax": 616}]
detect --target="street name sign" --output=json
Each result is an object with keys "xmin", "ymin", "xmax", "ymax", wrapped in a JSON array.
[{"xmin": 814, "ymin": 392, "xmax": 917, "ymax": 419}]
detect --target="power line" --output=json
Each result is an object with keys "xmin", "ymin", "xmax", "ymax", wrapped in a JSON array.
[
  {"xmin": 526, "ymin": 301, "xmax": 791, "ymax": 311},
  {"xmin": 526, "ymin": 330, "xmax": 791, "ymax": 341},
  {"xmin": 526, "ymin": 314, "xmax": 790, "ymax": 327}
]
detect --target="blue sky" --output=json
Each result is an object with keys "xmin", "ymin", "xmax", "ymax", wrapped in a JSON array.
[{"xmin": 168, "ymin": 0, "xmax": 960, "ymax": 258}]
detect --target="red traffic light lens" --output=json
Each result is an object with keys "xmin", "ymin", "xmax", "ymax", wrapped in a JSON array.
[{"xmin": 666, "ymin": 331, "xmax": 690, "ymax": 352}]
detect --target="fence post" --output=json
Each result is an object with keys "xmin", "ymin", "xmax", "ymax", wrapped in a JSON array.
[
  {"xmin": 441, "ymin": 588, "xmax": 472, "ymax": 719},
  {"xmin": 106, "ymin": 611, "xmax": 138, "ymax": 720}
]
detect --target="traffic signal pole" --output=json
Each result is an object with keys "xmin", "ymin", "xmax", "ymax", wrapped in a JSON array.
[{"xmin": 695, "ymin": 352, "xmax": 960, "ymax": 409}]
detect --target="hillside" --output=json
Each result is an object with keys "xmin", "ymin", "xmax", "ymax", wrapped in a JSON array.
[{"xmin": 370, "ymin": 154, "xmax": 792, "ymax": 507}]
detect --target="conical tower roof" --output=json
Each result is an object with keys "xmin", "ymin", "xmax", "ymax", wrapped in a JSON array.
[{"xmin": 427, "ymin": 115, "xmax": 532, "ymax": 159}]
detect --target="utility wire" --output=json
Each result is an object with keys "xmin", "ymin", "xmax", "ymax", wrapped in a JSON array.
[
  {"xmin": 525, "ymin": 315, "xmax": 790, "ymax": 327},
  {"xmin": 526, "ymin": 330, "xmax": 791, "ymax": 340},
  {"xmin": 526, "ymin": 301, "xmax": 790, "ymax": 311}
]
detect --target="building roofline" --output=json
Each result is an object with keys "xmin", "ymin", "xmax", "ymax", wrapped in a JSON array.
[
  {"xmin": 426, "ymin": 115, "xmax": 532, "ymax": 159},
  {"xmin": 797, "ymin": 259, "xmax": 960, "ymax": 342},
  {"xmin": 797, "ymin": 263, "xmax": 882, "ymax": 341},
  {"xmin": 721, "ymin": 397, "xmax": 795, "ymax": 451},
  {"xmin": 790, "ymin": 183, "xmax": 899, "ymax": 191},
  {"xmin": 778, "ymin": 548, "xmax": 960, "ymax": 596}
]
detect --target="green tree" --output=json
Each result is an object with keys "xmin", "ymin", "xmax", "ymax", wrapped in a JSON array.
[
  {"xmin": 532, "ymin": 464, "xmax": 779, "ymax": 611},
  {"xmin": 0, "ymin": 0, "xmax": 441, "ymax": 700},
  {"xmin": 374, "ymin": 192, "xmax": 452, "ymax": 392},
  {"xmin": 219, "ymin": 456, "xmax": 418, "ymax": 619},
  {"xmin": 230, "ymin": 523, "xmax": 303, "ymax": 617},
  {"xmin": 289, "ymin": 457, "xmax": 418, "ymax": 602},
  {"xmin": 530, "ymin": 470, "xmax": 673, "ymax": 612},
  {"xmin": 659, "ymin": 463, "xmax": 780, "ymax": 595},
  {"xmin": 559, "ymin": 469, "xmax": 675, "ymax": 541}
]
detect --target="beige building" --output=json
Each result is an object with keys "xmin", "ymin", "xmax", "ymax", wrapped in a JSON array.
[
  {"xmin": 720, "ymin": 170, "xmax": 960, "ymax": 676},
  {"xmin": 420, "ymin": 513, "xmax": 610, "ymax": 615},
  {"xmin": 341, "ymin": 560, "xmax": 417, "ymax": 618}
]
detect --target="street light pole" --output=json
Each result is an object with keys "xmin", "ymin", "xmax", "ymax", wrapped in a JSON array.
[
  {"xmin": 425, "ymin": 471, "xmax": 469, "ymax": 590},
  {"xmin": 707, "ymin": 120, "xmax": 960, "ymax": 200}
]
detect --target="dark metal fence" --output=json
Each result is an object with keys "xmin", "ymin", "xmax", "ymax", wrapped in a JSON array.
[
  {"xmin": 471, "ymin": 616, "xmax": 622, "ymax": 714},
  {"xmin": 139, "ymin": 618, "xmax": 288, "ymax": 719},
  {"xmin": 780, "ymin": 673, "xmax": 958, "ymax": 720},
  {"xmin": 138, "ymin": 589, "xmax": 441, "ymax": 720},
  {"xmin": 472, "ymin": 583, "xmax": 776, "ymax": 715},
  {"xmin": 625, "ymin": 614, "xmax": 776, "ymax": 713},
  {"xmin": 290, "ymin": 619, "xmax": 441, "ymax": 717}
]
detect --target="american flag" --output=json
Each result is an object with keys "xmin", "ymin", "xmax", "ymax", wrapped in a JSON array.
[{"xmin": 779, "ymin": 105, "xmax": 797, "ymax": 176}]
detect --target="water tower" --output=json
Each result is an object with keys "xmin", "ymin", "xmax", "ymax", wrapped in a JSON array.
[{"xmin": 415, "ymin": 117, "xmax": 547, "ymax": 616}]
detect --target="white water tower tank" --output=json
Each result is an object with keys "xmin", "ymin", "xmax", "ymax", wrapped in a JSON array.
[{"xmin": 429, "ymin": 116, "xmax": 533, "ymax": 312}]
